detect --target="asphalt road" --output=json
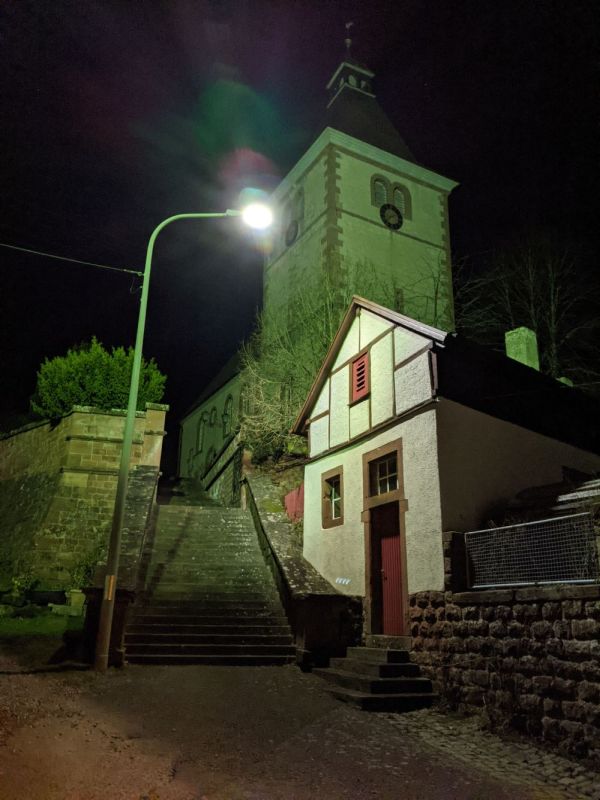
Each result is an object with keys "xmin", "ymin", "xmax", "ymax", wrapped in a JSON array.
[{"xmin": 0, "ymin": 660, "xmax": 555, "ymax": 800}]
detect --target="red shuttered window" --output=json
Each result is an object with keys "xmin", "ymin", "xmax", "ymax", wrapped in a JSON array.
[{"xmin": 351, "ymin": 353, "xmax": 370, "ymax": 403}]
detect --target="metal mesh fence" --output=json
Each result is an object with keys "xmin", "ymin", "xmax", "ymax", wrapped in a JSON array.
[{"xmin": 465, "ymin": 513, "xmax": 599, "ymax": 589}]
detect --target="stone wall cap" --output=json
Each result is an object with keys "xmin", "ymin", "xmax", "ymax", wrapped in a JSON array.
[
  {"xmin": 515, "ymin": 584, "xmax": 600, "ymax": 601},
  {"xmin": 452, "ymin": 589, "xmax": 514, "ymax": 604},
  {"xmin": 145, "ymin": 402, "xmax": 169, "ymax": 411}
]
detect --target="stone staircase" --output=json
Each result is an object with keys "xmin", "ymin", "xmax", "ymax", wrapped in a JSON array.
[
  {"xmin": 313, "ymin": 646, "xmax": 438, "ymax": 711},
  {"xmin": 125, "ymin": 505, "xmax": 295, "ymax": 665}
]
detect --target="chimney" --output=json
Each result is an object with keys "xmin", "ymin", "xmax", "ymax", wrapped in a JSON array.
[{"xmin": 504, "ymin": 326, "xmax": 540, "ymax": 371}]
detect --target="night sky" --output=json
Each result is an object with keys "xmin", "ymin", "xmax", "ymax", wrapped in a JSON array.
[{"xmin": 1, "ymin": 1, "xmax": 598, "ymax": 470}]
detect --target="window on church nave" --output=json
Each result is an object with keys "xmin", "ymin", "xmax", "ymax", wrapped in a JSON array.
[
  {"xmin": 196, "ymin": 413, "xmax": 207, "ymax": 452},
  {"xmin": 222, "ymin": 395, "xmax": 233, "ymax": 437}
]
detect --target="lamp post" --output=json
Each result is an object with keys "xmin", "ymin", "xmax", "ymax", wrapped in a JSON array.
[{"xmin": 94, "ymin": 205, "xmax": 272, "ymax": 672}]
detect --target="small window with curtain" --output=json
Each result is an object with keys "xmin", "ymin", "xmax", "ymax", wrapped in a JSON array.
[
  {"xmin": 322, "ymin": 466, "xmax": 344, "ymax": 528},
  {"xmin": 351, "ymin": 352, "xmax": 370, "ymax": 403}
]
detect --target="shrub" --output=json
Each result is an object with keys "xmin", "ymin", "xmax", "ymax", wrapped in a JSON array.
[{"xmin": 31, "ymin": 337, "xmax": 166, "ymax": 419}]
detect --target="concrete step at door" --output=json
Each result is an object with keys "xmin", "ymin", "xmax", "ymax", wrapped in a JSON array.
[
  {"xmin": 314, "ymin": 647, "xmax": 438, "ymax": 713},
  {"xmin": 312, "ymin": 668, "xmax": 433, "ymax": 695},
  {"xmin": 329, "ymin": 657, "xmax": 421, "ymax": 678}
]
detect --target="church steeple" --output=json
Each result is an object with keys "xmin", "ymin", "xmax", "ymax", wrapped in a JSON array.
[{"xmin": 321, "ymin": 27, "xmax": 417, "ymax": 164}]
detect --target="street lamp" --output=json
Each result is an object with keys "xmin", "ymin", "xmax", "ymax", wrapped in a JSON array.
[{"xmin": 94, "ymin": 205, "xmax": 272, "ymax": 672}]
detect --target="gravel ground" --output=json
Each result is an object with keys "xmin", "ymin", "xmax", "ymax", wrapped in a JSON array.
[{"xmin": 0, "ymin": 645, "xmax": 598, "ymax": 800}]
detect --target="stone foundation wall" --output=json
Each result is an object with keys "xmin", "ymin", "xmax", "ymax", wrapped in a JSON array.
[
  {"xmin": 410, "ymin": 584, "xmax": 600, "ymax": 766},
  {"xmin": 0, "ymin": 404, "xmax": 167, "ymax": 590}
]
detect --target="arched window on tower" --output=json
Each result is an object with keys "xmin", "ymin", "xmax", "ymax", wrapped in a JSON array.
[
  {"xmin": 392, "ymin": 184, "xmax": 412, "ymax": 220},
  {"xmin": 371, "ymin": 175, "xmax": 390, "ymax": 208}
]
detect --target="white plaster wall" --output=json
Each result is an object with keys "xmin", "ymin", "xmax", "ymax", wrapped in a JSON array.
[
  {"xmin": 359, "ymin": 310, "xmax": 394, "ymax": 348},
  {"xmin": 310, "ymin": 415, "xmax": 329, "ymax": 457},
  {"xmin": 264, "ymin": 154, "xmax": 327, "ymax": 316},
  {"xmin": 370, "ymin": 334, "xmax": 394, "ymax": 426},
  {"xmin": 394, "ymin": 327, "xmax": 429, "ymax": 364},
  {"xmin": 337, "ymin": 150, "xmax": 446, "ymax": 248},
  {"xmin": 333, "ymin": 317, "xmax": 360, "ymax": 369},
  {"xmin": 349, "ymin": 400, "xmax": 369, "ymax": 439},
  {"xmin": 437, "ymin": 399, "xmax": 600, "ymax": 531},
  {"xmin": 329, "ymin": 367, "xmax": 350, "ymax": 447},
  {"xmin": 395, "ymin": 353, "xmax": 433, "ymax": 416},
  {"xmin": 311, "ymin": 380, "xmax": 330, "ymax": 418},
  {"xmin": 303, "ymin": 410, "xmax": 445, "ymax": 597}
]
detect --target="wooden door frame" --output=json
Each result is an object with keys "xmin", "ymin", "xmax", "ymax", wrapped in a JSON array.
[{"xmin": 361, "ymin": 438, "xmax": 409, "ymax": 636}]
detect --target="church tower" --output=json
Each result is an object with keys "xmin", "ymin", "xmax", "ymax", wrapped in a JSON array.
[{"xmin": 264, "ymin": 52, "xmax": 458, "ymax": 331}]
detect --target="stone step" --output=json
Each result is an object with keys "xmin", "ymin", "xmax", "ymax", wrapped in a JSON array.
[
  {"xmin": 126, "ymin": 653, "xmax": 295, "ymax": 666},
  {"xmin": 144, "ymin": 584, "xmax": 276, "ymax": 593},
  {"xmin": 329, "ymin": 657, "xmax": 421, "ymax": 678},
  {"xmin": 131, "ymin": 613, "xmax": 289, "ymax": 625},
  {"xmin": 125, "ymin": 643, "xmax": 296, "ymax": 656},
  {"xmin": 125, "ymin": 632, "xmax": 293, "ymax": 646},
  {"xmin": 137, "ymin": 602, "xmax": 284, "ymax": 614},
  {"xmin": 345, "ymin": 647, "xmax": 410, "ymax": 663},
  {"xmin": 127, "ymin": 623, "xmax": 292, "ymax": 635},
  {"xmin": 140, "ymin": 566, "xmax": 270, "ymax": 576},
  {"xmin": 327, "ymin": 687, "xmax": 438, "ymax": 712},
  {"xmin": 312, "ymin": 668, "xmax": 432, "ymax": 695}
]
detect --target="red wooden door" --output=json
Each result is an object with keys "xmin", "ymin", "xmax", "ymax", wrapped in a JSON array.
[
  {"xmin": 381, "ymin": 529, "xmax": 403, "ymax": 634},
  {"xmin": 372, "ymin": 503, "xmax": 403, "ymax": 635}
]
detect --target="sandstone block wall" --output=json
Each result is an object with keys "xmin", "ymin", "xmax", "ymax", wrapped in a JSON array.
[
  {"xmin": 0, "ymin": 404, "xmax": 167, "ymax": 591},
  {"xmin": 410, "ymin": 583, "xmax": 600, "ymax": 766}
]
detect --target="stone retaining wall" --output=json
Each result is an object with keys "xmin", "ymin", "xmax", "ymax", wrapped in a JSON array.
[
  {"xmin": 410, "ymin": 583, "xmax": 600, "ymax": 766},
  {"xmin": 0, "ymin": 404, "xmax": 167, "ymax": 590}
]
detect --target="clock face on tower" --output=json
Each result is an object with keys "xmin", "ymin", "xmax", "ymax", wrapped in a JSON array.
[{"xmin": 380, "ymin": 203, "xmax": 404, "ymax": 231}]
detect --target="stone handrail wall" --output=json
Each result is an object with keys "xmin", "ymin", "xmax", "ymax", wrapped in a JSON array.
[
  {"xmin": 244, "ymin": 473, "xmax": 362, "ymax": 666},
  {"xmin": 0, "ymin": 404, "xmax": 167, "ymax": 591}
]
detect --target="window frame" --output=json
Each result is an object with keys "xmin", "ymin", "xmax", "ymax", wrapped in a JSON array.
[
  {"xmin": 321, "ymin": 465, "xmax": 344, "ymax": 529},
  {"xmin": 362, "ymin": 439, "xmax": 405, "ymax": 512}
]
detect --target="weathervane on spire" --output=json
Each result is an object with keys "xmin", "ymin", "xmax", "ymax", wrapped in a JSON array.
[{"xmin": 344, "ymin": 21, "xmax": 354, "ymax": 59}]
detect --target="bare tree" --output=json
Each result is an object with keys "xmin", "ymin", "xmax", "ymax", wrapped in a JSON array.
[
  {"xmin": 454, "ymin": 236, "xmax": 600, "ymax": 388},
  {"xmin": 240, "ymin": 263, "xmax": 401, "ymax": 460}
]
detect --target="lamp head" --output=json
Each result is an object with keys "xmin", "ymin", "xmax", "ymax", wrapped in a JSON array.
[{"xmin": 240, "ymin": 202, "xmax": 273, "ymax": 230}]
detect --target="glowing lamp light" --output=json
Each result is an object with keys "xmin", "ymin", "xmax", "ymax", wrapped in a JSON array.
[{"xmin": 241, "ymin": 202, "xmax": 273, "ymax": 230}]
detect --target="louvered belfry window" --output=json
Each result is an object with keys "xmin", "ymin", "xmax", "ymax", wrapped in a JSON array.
[{"xmin": 351, "ymin": 353, "xmax": 370, "ymax": 403}]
